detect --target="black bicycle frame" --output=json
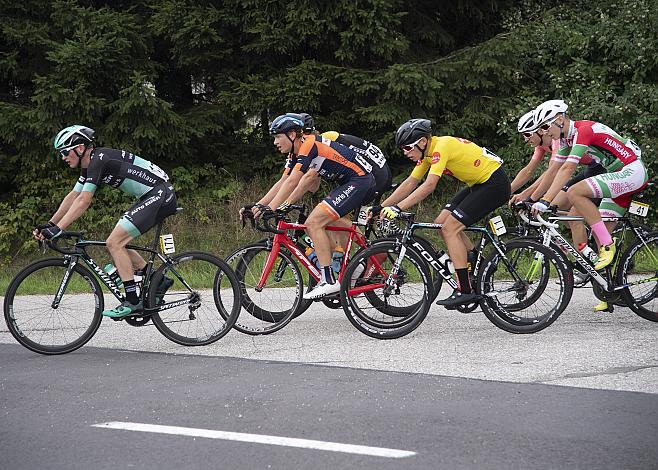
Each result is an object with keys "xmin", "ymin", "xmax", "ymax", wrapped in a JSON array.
[{"xmin": 393, "ymin": 218, "xmax": 524, "ymax": 292}]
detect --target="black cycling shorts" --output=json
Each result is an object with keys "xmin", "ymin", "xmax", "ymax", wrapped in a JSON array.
[
  {"xmin": 118, "ymin": 183, "xmax": 177, "ymax": 237},
  {"xmin": 372, "ymin": 163, "xmax": 393, "ymax": 198},
  {"xmin": 444, "ymin": 167, "xmax": 511, "ymax": 227},
  {"xmin": 321, "ymin": 174, "xmax": 376, "ymax": 219}
]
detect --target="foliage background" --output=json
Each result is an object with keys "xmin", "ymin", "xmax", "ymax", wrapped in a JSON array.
[{"xmin": 1, "ymin": 0, "xmax": 656, "ymax": 262}]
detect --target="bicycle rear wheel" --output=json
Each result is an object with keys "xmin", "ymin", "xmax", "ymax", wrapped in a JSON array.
[
  {"xmin": 226, "ymin": 245, "xmax": 303, "ymax": 335},
  {"xmin": 149, "ymin": 251, "xmax": 240, "ymax": 345},
  {"xmin": 477, "ymin": 239, "xmax": 572, "ymax": 333},
  {"xmin": 617, "ymin": 232, "xmax": 658, "ymax": 322},
  {"xmin": 3, "ymin": 257, "xmax": 103, "ymax": 355},
  {"xmin": 340, "ymin": 241, "xmax": 431, "ymax": 339}
]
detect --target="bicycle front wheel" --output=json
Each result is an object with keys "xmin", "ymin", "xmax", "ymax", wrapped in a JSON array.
[
  {"xmin": 617, "ymin": 232, "xmax": 658, "ymax": 322},
  {"xmin": 340, "ymin": 241, "xmax": 431, "ymax": 339},
  {"xmin": 3, "ymin": 257, "xmax": 103, "ymax": 355},
  {"xmin": 226, "ymin": 245, "xmax": 303, "ymax": 335},
  {"xmin": 149, "ymin": 252, "xmax": 240, "ymax": 346},
  {"xmin": 477, "ymin": 239, "xmax": 573, "ymax": 333}
]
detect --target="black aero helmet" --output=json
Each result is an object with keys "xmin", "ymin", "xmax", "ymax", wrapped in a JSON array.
[
  {"xmin": 298, "ymin": 113, "xmax": 315, "ymax": 133},
  {"xmin": 269, "ymin": 113, "xmax": 304, "ymax": 135},
  {"xmin": 53, "ymin": 125, "xmax": 95, "ymax": 151},
  {"xmin": 394, "ymin": 119, "xmax": 432, "ymax": 147}
]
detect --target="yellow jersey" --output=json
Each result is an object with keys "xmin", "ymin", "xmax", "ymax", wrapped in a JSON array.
[{"xmin": 409, "ymin": 136, "xmax": 502, "ymax": 186}]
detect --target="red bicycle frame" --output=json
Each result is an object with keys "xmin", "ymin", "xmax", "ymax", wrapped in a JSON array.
[{"xmin": 256, "ymin": 219, "xmax": 378, "ymax": 291}]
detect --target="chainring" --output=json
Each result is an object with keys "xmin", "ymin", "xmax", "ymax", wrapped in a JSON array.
[
  {"xmin": 124, "ymin": 315, "xmax": 151, "ymax": 327},
  {"xmin": 321, "ymin": 294, "xmax": 342, "ymax": 309}
]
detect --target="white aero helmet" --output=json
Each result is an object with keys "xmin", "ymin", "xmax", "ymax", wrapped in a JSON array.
[
  {"xmin": 533, "ymin": 99, "xmax": 568, "ymax": 126},
  {"xmin": 517, "ymin": 110, "xmax": 538, "ymax": 133}
]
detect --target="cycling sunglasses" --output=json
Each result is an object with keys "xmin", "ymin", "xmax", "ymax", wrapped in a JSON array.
[
  {"xmin": 521, "ymin": 131, "xmax": 537, "ymax": 139},
  {"xmin": 59, "ymin": 145, "xmax": 79, "ymax": 158},
  {"xmin": 401, "ymin": 137, "xmax": 423, "ymax": 153},
  {"xmin": 538, "ymin": 117, "xmax": 559, "ymax": 131}
]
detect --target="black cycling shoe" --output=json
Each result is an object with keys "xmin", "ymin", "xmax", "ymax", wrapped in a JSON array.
[
  {"xmin": 436, "ymin": 290, "xmax": 481, "ymax": 309},
  {"xmin": 156, "ymin": 275, "xmax": 174, "ymax": 305}
]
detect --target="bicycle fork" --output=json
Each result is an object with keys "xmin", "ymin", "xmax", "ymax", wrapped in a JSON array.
[{"xmin": 51, "ymin": 256, "xmax": 78, "ymax": 309}]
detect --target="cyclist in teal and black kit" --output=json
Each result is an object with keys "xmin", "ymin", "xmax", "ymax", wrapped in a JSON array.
[{"xmin": 34, "ymin": 125, "xmax": 177, "ymax": 318}]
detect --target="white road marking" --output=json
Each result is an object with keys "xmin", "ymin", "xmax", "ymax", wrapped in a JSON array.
[{"xmin": 92, "ymin": 421, "xmax": 416, "ymax": 458}]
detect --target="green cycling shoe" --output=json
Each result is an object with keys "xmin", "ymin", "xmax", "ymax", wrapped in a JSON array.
[{"xmin": 102, "ymin": 300, "xmax": 143, "ymax": 318}]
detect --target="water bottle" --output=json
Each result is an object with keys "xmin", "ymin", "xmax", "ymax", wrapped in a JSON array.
[
  {"xmin": 103, "ymin": 263, "xmax": 123, "ymax": 287},
  {"xmin": 305, "ymin": 247, "xmax": 321, "ymax": 269},
  {"xmin": 437, "ymin": 250, "xmax": 455, "ymax": 274},
  {"xmin": 331, "ymin": 247, "xmax": 345, "ymax": 273},
  {"xmin": 578, "ymin": 243, "xmax": 599, "ymax": 264},
  {"xmin": 133, "ymin": 270, "xmax": 143, "ymax": 296}
]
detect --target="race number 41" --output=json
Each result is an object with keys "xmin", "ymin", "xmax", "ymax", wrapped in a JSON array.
[{"xmin": 629, "ymin": 201, "xmax": 649, "ymax": 217}]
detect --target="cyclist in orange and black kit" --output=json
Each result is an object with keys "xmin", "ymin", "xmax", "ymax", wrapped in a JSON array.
[
  {"xmin": 264, "ymin": 113, "xmax": 376, "ymax": 299},
  {"xmin": 298, "ymin": 113, "xmax": 392, "ymax": 197}
]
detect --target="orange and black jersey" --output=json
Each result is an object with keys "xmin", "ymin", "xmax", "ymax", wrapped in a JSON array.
[{"xmin": 285, "ymin": 134, "xmax": 373, "ymax": 185}]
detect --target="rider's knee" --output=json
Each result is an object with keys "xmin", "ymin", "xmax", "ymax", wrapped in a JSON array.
[{"xmin": 106, "ymin": 235, "xmax": 127, "ymax": 252}]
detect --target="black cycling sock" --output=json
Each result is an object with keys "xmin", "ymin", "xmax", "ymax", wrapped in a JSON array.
[
  {"xmin": 124, "ymin": 280, "xmax": 139, "ymax": 304},
  {"xmin": 134, "ymin": 267, "xmax": 146, "ymax": 277},
  {"xmin": 456, "ymin": 268, "xmax": 471, "ymax": 294},
  {"xmin": 322, "ymin": 266, "xmax": 336, "ymax": 285}
]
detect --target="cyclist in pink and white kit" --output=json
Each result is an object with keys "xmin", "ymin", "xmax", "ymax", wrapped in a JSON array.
[{"xmin": 531, "ymin": 100, "xmax": 649, "ymax": 270}]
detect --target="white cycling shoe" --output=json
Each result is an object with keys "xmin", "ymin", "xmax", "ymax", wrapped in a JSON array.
[{"xmin": 303, "ymin": 281, "xmax": 340, "ymax": 300}]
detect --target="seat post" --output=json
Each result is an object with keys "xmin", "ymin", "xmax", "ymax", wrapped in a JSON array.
[{"xmin": 151, "ymin": 222, "xmax": 164, "ymax": 252}]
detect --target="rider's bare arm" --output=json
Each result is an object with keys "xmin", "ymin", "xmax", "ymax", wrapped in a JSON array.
[
  {"xmin": 381, "ymin": 176, "xmax": 421, "ymax": 207},
  {"xmin": 397, "ymin": 173, "xmax": 440, "ymax": 210},
  {"xmin": 256, "ymin": 172, "xmax": 289, "ymax": 207},
  {"xmin": 510, "ymin": 158, "xmax": 542, "ymax": 193},
  {"xmin": 530, "ymin": 160, "xmax": 564, "ymax": 202},
  {"xmin": 55, "ymin": 191, "xmax": 94, "ymax": 230},
  {"xmin": 268, "ymin": 168, "xmax": 305, "ymax": 209},
  {"xmin": 541, "ymin": 161, "xmax": 578, "ymax": 203},
  {"xmin": 49, "ymin": 190, "xmax": 85, "ymax": 224},
  {"xmin": 283, "ymin": 169, "xmax": 320, "ymax": 206}
]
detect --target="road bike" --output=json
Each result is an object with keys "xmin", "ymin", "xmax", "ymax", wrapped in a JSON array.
[
  {"xmin": 524, "ymin": 209, "xmax": 657, "ymax": 322},
  {"xmin": 4, "ymin": 209, "xmax": 242, "ymax": 354},
  {"xmin": 226, "ymin": 204, "xmax": 430, "ymax": 335},
  {"xmin": 341, "ymin": 210, "xmax": 573, "ymax": 338}
]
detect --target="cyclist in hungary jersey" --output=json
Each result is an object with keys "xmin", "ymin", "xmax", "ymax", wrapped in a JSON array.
[
  {"xmin": 512, "ymin": 104, "xmax": 607, "ymax": 286},
  {"xmin": 265, "ymin": 113, "xmax": 376, "ymax": 299},
  {"xmin": 380, "ymin": 119, "xmax": 511, "ymax": 308},
  {"xmin": 511, "ymin": 104, "xmax": 606, "ymax": 207},
  {"xmin": 33, "ymin": 125, "xmax": 177, "ymax": 318},
  {"xmin": 530, "ymin": 101, "xmax": 649, "ymax": 270}
]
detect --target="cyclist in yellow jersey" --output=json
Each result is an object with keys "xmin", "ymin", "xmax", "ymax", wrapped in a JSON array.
[{"xmin": 379, "ymin": 119, "xmax": 511, "ymax": 308}]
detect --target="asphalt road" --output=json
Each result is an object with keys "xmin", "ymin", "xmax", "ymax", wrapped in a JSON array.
[{"xmin": 1, "ymin": 286, "xmax": 657, "ymax": 469}]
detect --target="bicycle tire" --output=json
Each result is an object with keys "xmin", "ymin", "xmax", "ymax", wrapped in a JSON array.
[
  {"xmin": 3, "ymin": 257, "xmax": 103, "ymax": 355},
  {"xmin": 227, "ymin": 245, "xmax": 303, "ymax": 335},
  {"xmin": 370, "ymin": 235, "xmax": 443, "ymax": 302},
  {"xmin": 477, "ymin": 239, "xmax": 573, "ymax": 333},
  {"xmin": 227, "ymin": 242, "xmax": 315, "ymax": 320},
  {"xmin": 500, "ymin": 237, "xmax": 553, "ymax": 312},
  {"xmin": 149, "ymin": 251, "xmax": 240, "ymax": 345},
  {"xmin": 616, "ymin": 232, "xmax": 658, "ymax": 322},
  {"xmin": 340, "ymin": 241, "xmax": 432, "ymax": 339}
]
